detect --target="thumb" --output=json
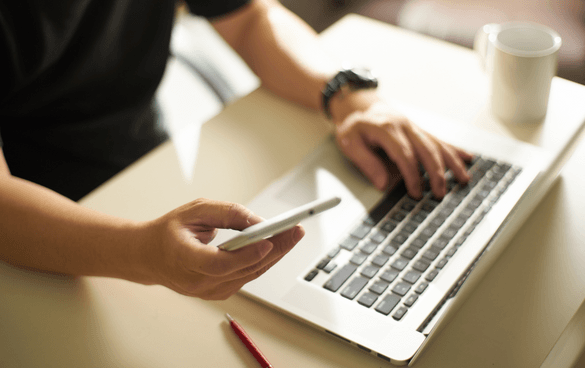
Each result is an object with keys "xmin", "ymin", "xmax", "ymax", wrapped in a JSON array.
[{"xmin": 178, "ymin": 198, "xmax": 263, "ymax": 231}]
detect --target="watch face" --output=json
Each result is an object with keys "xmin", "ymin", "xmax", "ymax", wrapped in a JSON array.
[
  {"xmin": 346, "ymin": 68, "xmax": 378, "ymax": 88},
  {"xmin": 351, "ymin": 67, "xmax": 376, "ymax": 80}
]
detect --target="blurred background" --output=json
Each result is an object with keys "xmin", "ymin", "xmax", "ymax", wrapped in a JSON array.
[{"xmin": 279, "ymin": 0, "xmax": 585, "ymax": 85}]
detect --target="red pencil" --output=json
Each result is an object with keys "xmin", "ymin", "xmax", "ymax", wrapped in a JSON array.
[{"xmin": 226, "ymin": 313, "xmax": 274, "ymax": 368}]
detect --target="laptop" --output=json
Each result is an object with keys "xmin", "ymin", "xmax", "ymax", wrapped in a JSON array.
[{"xmin": 224, "ymin": 103, "xmax": 584, "ymax": 365}]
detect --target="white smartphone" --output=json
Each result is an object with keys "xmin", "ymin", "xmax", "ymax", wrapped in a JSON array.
[{"xmin": 218, "ymin": 196, "xmax": 342, "ymax": 251}]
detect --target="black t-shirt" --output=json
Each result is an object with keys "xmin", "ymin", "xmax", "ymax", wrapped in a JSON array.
[{"xmin": 0, "ymin": 0, "xmax": 249, "ymax": 200}]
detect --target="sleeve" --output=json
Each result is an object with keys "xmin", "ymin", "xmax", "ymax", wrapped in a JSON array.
[{"xmin": 184, "ymin": 0, "xmax": 251, "ymax": 19}]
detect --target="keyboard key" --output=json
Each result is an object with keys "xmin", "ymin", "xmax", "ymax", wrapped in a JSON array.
[
  {"xmin": 430, "ymin": 215, "xmax": 447, "ymax": 228},
  {"xmin": 421, "ymin": 201, "xmax": 438, "ymax": 213},
  {"xmin": 438, "ymin": 207, "xmax": 454, "ymax": 218},
  {"xmin": 360, "ymin": 240, "xmax": 378, "ymax": 255},
  {"xmin": 404, "ymin": 294, "xmax": 419, "ymax": 307},
  {"xmin": 476, "ymin": 188, "xmax": 490, "ymax": 199},
  {"xmin": 341, "ymin": 276, "xmax": 369, "ymax": 300},
  {"xmin": 432, "ymin": 238, "xmax": 449, "ymax": 250},
  {"xmin": 372, "ymin": 253, "xmax": 390, "ymax": 267},
  {"xmin": 430, "ymin": 244, "xmax": 445, "ymax": 254},
  {"xmin": 454, "ymin": 185, "xmax": 471, "ymax": 198},
  {"xmin": 420, "ymin": 224, "xmax": 439, "ymax": 238},
  {"xmin": 459, "ymin": 207, "xmax": 474, "ymax": 219},
  {"xmin": 324, "ymin": 264, "xmax": 357, "ymax": 292},
  {"xmin": 392, "ymin": 282, "xmax": 411, "ymax": 296},
  {"xmin": 454, "ymin": 236, "xmax": 466, "ymax": 247},
  {"xmin": 327, "ymin": 246, "xmax": 341, "ymax": 259},
  {"xmin": 358, "ymin": 292, "xmax": 378, "ymax": 307},
  {"xmin": 467, "ymin": 198, "xmax": 483, "ymax": 210},
  {"xmin": 382, "ymin": 244, "xmax": 398, "ymax": 256},
  {"xmin": 361, "ymin": 265, "xmax": 380, "ymax": 279},
  {"xmin": 380, "ymin": 221, "xmax": 397, "ymax": 233},
  {"xmin": 493, "ymin": 162, "xmax": 511, "ymax": 175},
  {"xmin": 323, "ymin": 262, "xmax": 337, "ymax": 273},
  {"xmin": 391, "ymin": 231, "xmax": 410, "ymax": 245},
  {"xmin": 340, "ymin": 236, "xmax": 359, "ymax": 251},
  {"xmin": 351, "ymin": 224, "xmax": 373, "ymax": 239},
  {"xmin": 415, "ymin": 282, "xmax": 429, "ymax": 294},
  {"xmin": 369, "ymin": 280, "xmax": 389, "ymax": 294},
  {"xmin": 401, "ymin": 199, "xmax": 417, "ymax": 212},
  {"xmin": 317, "ymin": 259, "xmax": 329, "ymax": 270},
  {"xmin": 350, "ymin": 253, "xmax": 367, "ymax": 265},
  {"xmin": 425, "ymin": 269, "xmax": 439, "ymax": 281},
  {"xmin": 422, "ymin": 249, "xmax": 440, "ymax": 261},
  {"xmin": 305, "ymin": 269, "xmax": 318, "ymax": 281},
  {"xmin": 369, "ymin": 230, "xmax": 388, "ymax": 244},
  {"xmin": 451, "ymin": 215, "xmax": 467, "ymax": 229},
  {"xmin": 445, "ymin": 247, "xmax": 457, "ymax": 257},
  {"xmin": 410, "ymin": 236, "xmax": 427, "ymax": 249},
  {"xmin": 412, "ymin": 259, "xmax": 430, "ymax": 273},
  {"xmin": 391, "ymin": 211, "xmax": 407, "ymax": 222},
  {"xmin": 436, "ymin": 258, "xmax": 449, "ymax": 269},
  {"xmin": 380, "ymin": 269, "xmax": 399, "ymax": 283},
  {"xmin": 401, "ymin": 246, "xmax": 418, "ymax": 260},
  {"xmin": 391, "ymin": 257, "xmax": 409, "ymax": 271},
  {"xmin": 402, "ymin": 221, "xmax": 418, "ymax": 234},
  {"xmin": 482, "ymin": 180, "xmax": 498, "ymax": 190},
  {"xmin": 411, "ymin": 211, "xmax": 428, "ymax": 223},
  {"xmin": 403, "ymin": 270, "xmax": 421, "ymax": 284},
  {"xmin": 442, "ymin": 226, "xmax": 459, "ymax": 239},
  {"xmin": 375, "ymin": 294, "xmax": 401, "ymax": 315},
  {"xmin": 393, "ymin": 306, "xmax": 408, "ymax": 321},
  {"xmin": 445, "ymin": 196, "xmax": 462, "ymax": 209}
]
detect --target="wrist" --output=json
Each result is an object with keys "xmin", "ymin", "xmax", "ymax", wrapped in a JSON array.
[
  {"xmin": 321, "ymin": 67, "xmax": 379, "ymax": 124},
  {"xmin": 328, "ymin": 89, "xmax": 382, "ymax": 125},
  {"xmin": 120, "ymin": 220, "xmax": 161, "ymax": 285}
]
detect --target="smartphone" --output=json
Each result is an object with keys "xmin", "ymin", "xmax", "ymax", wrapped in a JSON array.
[{"xmin": 218, "ymin": 196, "xmax": 342, "ymax": 251}]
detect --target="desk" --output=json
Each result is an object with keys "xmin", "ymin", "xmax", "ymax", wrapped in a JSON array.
[{"xmin": 2, "ymin": 15, "xmax": 585, "ymax": 368}]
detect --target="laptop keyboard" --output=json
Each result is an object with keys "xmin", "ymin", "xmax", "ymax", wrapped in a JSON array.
[{"xmin": 304, "ymin": 156, "xmax": 521, "ymax": 321}]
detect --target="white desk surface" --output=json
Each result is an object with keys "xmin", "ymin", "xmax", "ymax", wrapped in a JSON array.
[{"xmin": 2, "ymin": 15, "xmax": 585, "ymax": 368}]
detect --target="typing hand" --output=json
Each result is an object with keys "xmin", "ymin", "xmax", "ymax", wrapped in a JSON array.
[
  {"xmin": 144, "ymin": 198, "xmax": 304, "ymax": 300},
  {"xmin": 334, "ymin": 101, "xmax": 473, "ymax": 199}
]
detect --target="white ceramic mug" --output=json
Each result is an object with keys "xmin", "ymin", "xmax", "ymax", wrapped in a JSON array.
[{"xmin": 474, "ymin": 22, "xmax": 562, "ymax": 124}]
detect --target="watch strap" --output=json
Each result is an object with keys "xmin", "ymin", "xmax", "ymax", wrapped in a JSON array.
[{"xmin": 321, "ymin": 68, "xmax": 378, "ymax": 120}]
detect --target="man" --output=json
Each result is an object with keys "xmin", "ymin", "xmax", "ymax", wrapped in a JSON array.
[{"xmin": 0, "ymin": 0, "xmax": 471, "ymax": 300}]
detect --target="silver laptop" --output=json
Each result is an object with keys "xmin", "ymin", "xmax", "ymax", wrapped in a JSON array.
[{"xmin": 229, "ymin": 104, "xmax": 584, "ymax": 365}]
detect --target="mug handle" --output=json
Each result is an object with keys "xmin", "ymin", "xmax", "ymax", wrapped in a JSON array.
[{"xmin": 474, "ymin": 23, "xmax": 500, "ymax": 70}]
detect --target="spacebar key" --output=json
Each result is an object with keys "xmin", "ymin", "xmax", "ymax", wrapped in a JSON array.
[{"xmin": 324, "ymin": 264, "xmax": 358, "ymax": 292}]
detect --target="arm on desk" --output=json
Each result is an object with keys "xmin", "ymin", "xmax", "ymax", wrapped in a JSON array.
[
  {"xmin": 0, "ymin": 149, "xmax": 303, "ymax": 300},
  {"xmin": 211, "ymin": 0, "xmax": 472, "ymax": 199}
]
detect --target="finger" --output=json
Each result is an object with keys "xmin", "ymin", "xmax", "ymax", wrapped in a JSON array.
[
  {"xmin": 204, "ymin": 252, "xmax": 290, "ymax": 300},
  {"xmin": 197, "ymin": 228, "xmax": 219, "ymax": 245},
  {"xmin": 222, "ymin": 224, "xmax": 305, "ymax": 281},
  {"xmin": 440, "ymin": 142, "xmax": 471, "ymax": 184},
  {"xmin": 179, "ymin": 198, "xmax": 263, "ymax": 232},
  {"xmin": 183, "ymin": 237, "xmax": 274, "ymax": 277},
  {"xmin": 369, "ymin": 124, "xmax": 422, "ymax": 198},
  {"xmin": 455, "ymin": 146, "xmax": 475, "ymax": 162},
  {"xmin": 337, "ymin": 135, "xmax": 390, "ymax": 190},
  {"xmin": 404, "ymin": 128, "xmax": 447, "ymax": 198}
]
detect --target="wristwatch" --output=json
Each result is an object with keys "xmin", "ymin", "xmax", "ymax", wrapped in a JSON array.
[{"xmin": 321, "ymin": 67, "xmax": 379, "ymax": 119}]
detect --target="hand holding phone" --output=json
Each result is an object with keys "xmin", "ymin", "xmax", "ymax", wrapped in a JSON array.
[{"xmin": 218, "ymin": 196, "xmax": 341, "ymax": 251}]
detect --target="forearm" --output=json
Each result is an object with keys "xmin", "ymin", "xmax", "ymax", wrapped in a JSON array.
[
  {"xmin": 214, "ymin": 0, "xmax": 383, "ymax": 125},
  {"xmin": 0, "ymin": 174, "xmax": 152, "ymax": 283},
  {"xmin": 213, "ymin": 0, "xmax": 339, "ymax": 112}
]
